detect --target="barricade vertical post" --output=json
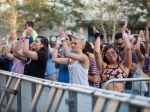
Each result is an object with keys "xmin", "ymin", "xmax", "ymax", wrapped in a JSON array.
[
  {"xmin": 132, "ymin": 81, "xmax": 134, "ymax": 94},
  {"xmin": 123, "ymin": 82, "xmax": 125, "ymax": 93},
  {"xmin": 92, "ymin": 95, "xmax": 97, "ymax": 110},
  {"xmin": 31, "ymin": 83, "xmax": 36, "ymax": 112},
  {"xmin": 68, "ymin": 91, "xmax": 77, "ymax": 112},
  {"xmin": 17, "ymin": 82, "xmax": 21, "ymax": 112},
  {"xmin": 148, "ymin": 81, "xmax": 150, "ymax": 97},
  {"xmin": 140, "ymin": 81, "xmax": 142, "ymax": 95},
  {"xmin": 6, "ymin": 76, "xmax": 10, "ymax": 104},
  {"xmin": 113, "ymin": 82, "xmax": 114, "ymax": 91}
]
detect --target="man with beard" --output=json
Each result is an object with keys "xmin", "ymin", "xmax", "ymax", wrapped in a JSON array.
[{"xmin": 114, "ymin": 32, "xmax": 138, "ymax": 94}]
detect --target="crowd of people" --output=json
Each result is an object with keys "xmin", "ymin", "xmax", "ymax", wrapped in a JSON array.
[{"xmin": 0, "ymin": 20, "xmax": 150, "ymax": 96}]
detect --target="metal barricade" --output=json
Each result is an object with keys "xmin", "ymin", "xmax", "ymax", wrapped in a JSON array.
[
  {"xmin": 0, "ymin": 70, "xmax": 150, "ymax": 112},
  {"xmin": 102, "ymin": 78, "xmax": 150, "ymax": 96}
]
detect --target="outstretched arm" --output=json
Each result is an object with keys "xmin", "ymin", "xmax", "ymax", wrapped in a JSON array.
[
  {"xmin": 122, "ymin": 21, "xmax": 132, "ymax": 69},
  {"xmin": 145, "ymin": 22, "xmax": 150, "ymax": 58},
  {"xmin": 93, "ymin": 27, "xmax": 105, "ymax": 73}
]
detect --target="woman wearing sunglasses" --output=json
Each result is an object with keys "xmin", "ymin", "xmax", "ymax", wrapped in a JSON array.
[{"xmin": 94, "ymin": 21, "xmax": 132, "ymax": 92}]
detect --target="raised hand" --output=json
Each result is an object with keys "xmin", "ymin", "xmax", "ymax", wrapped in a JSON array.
[
  {"xmin": 146, "ymin": 21, "xmax": 150, "ymax": 29},
  {"xmin": 126, "ymin": 28, "xmax": 131, "ymax": 35},
  {"xmin": 56, "ymin": 37, "xmax": 61, "ymax": 45},
  {"xmin": 93, "ymin": 27, "xmax": 99, "ymax": 34},
  {"xmin": 122, "ymin": 21, "xmax": 128, "ymax": 34},
  {"xmin": 139, "ymin": 30, "xmax": 143, "ymax": 38},
  {"xmin": 66, "ymin": 30, "xmax": 72, "ymax": 35},
  {"xmin": 79, "ymin": 27, "xmax": 84, "ymax": 34},
  {"xmin": 26, "ymin": 27, "xmax": 33, "ymax": 37},
  {"xmin": 58, "ymin": 27, "xmax": 66, "ymax": 39},
  {"xmin": 93, "ymin": 27, "xmax": 103, "ymax": 39}
]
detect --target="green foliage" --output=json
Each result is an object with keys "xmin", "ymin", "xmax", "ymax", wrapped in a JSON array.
[
  {"xmin": 125, "ymin": 0, "xmax": 150, "ymax": 30},
  {"xmin": 0, "ymin": 0, "xmax": 84, "ymax": 35}
]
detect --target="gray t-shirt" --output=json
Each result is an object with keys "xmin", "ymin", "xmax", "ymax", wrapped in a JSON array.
[{"xmin": 119, "ymin": 51, "xmax": 138, "ymax": 89}]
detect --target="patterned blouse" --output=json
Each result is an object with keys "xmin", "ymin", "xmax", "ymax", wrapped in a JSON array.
[{"xmin": 100, "ymin": 64, "xmax": 127, "ymax": 83}]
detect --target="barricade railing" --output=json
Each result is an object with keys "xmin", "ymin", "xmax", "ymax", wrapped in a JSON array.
[
  {"xmin": 102, "ymin": 78, "xmax": 150, "ymax": 96},
  {"xmin": 0, "ymin": 70, "xmax": 150, "ymax": 112}
]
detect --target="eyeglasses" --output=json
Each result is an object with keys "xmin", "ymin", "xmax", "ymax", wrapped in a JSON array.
[
  {"xmin": 105, "ymin": 51, "xmax": 116, "ymax": 57},
  {"xmin": 114, "ymin": 42, "xmax": 124, "ymax": 46}
]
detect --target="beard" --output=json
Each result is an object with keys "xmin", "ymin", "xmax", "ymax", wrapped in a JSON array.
[{"xmin": 119, "ymin": 47, "xmax": 125, "ymax": 52}]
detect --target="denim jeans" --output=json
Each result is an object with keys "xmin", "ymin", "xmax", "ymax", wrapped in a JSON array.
[{"xmin": 124, "ymin": 89, "xmax": 132, "ymax": 94}]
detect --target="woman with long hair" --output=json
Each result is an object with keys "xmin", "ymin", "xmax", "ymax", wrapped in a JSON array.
[
  {"xmin": 94, "ymin": 21, "xmax": 132, "ymax": 92},
  {"xmin": 15, "ymin": 27, "xmax": 48, "ymax": 78}
]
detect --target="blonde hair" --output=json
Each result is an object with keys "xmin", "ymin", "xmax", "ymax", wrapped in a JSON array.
[{"xmin": 72, "ymin": 33, "xmax": 86, "ymax": 48}]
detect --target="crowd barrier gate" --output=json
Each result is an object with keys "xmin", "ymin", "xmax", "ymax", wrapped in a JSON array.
[
  {"xmin": 0, "ymin": 70, "xmax": 150, "ymax": 112},
  {"xmin": 102, "ymin": 78, "xmax": 150, "ymax": 96}
]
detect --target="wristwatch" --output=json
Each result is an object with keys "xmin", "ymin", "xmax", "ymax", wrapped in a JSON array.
[{"xmin": 25, "ymin": 36, "xmax": 30, "ymax": 39}]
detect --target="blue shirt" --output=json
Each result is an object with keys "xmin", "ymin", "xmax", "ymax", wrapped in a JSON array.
[
  {"xmin": 45, "ymin": 48, "xmax": 56, "ymax": 75},
  {"xmin": 58, "ymin": 50, "xmax": 74, "ymax": 83}
]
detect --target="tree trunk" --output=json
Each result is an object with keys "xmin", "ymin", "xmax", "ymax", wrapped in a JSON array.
[
  {"xmin": 112, "ymin": 1, "xmax": 119, "ymax": 43},
  {"xmin": 99, "ymin": 1, "xmax": 107, "ymax": 43},
  {"xmin": 10, "ymin": 0, "xmax": 17, "ymax": 38}
]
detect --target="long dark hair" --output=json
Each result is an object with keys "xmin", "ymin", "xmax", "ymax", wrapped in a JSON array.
[
  {"xmin": 37, "ymin": 36, "xmax": 48, "ymax": 55},
  {"xmin": 82, "ymin": 41, "xmax": 94, "ymax": 54},
  {"xmin": 102, "ymin": 45, "xmax": 119, "ymax": 64}
]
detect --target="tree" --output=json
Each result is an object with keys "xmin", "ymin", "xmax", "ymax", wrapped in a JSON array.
[
  {"xmin": 52, "ymin": 0, "xmax": 84, "ymax": 31},
  {"xmin": 0, "ymin": 0, "xmax": 84, "ymax": 36},
  {"xmin": 124, "ymin": 0, "xmax": 150, "ymax": 31},
  {"xmin": 84, "ymin": 0, "xmax": 124, "ymax": 43},
  {"xmin": 0, "ymin": 0, "xmax": 19, "ymax": 37}
]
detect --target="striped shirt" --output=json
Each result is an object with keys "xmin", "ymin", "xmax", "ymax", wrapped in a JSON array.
[{"xmin": 88, "ymin": 58, "xmax": 100, "ymax": 88}]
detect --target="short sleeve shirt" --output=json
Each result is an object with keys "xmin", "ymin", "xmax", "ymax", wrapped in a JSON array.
[
  {"xmin": 120, "ymin": 51, "xmax": 138, "ymax": 89},
  {"xmin": 88, "ymin": 58, "xmax": 100, "ymax": 88},
  {"xmin": 24, "ymin": 50, "xmax": 47, "ymax": 78}
]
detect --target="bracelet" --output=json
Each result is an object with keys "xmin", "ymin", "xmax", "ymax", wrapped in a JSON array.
[
  {"xmin": 138, "ymin": 38, "xmax": 142, "ymax": 41},
  {"xmin": 25, "ymin": 36, "xmax": 30, "ymax": 39},
  {"xmin": 21, "ymin": 37, "xmax": 25, "ymax": 41},
  {"xmin": 61, "ymin": 38, "xmax": 66, "ymax": 43},
  {"xmin": 55, "ymin": 44, "xmax": 60, "ymax": 49},
  {"xmin": 12, "ymin": 42, "xmax": 15, "ymax": 44},
  {"xmin": 122, "ymin": 33, "xmax": 128, "ymax": 38}
]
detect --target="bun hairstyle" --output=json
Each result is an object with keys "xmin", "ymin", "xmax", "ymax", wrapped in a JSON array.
[{"xmin": 102, "ymin": 44, "xmax": 119, "ymax": 64}]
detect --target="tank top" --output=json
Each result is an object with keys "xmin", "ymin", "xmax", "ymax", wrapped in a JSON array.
[
  {"xmin": 100, "ymin": 64, "xmax": 127, "ymax": 83},
  {"xmin": 68, "ymin": 59, "xmax": 89, "ymax": 86}
]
